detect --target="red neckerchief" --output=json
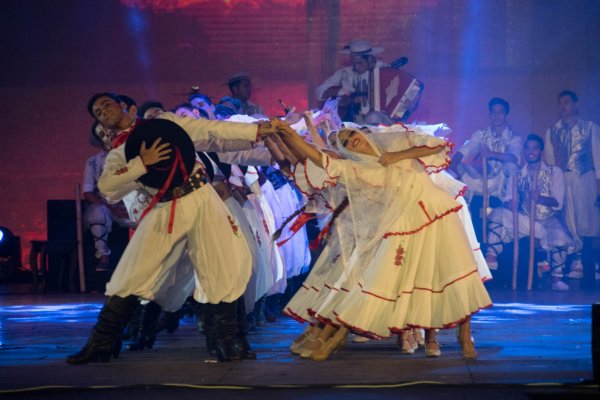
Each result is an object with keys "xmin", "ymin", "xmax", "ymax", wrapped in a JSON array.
[{"xmin": 111, "ymin": 118, "xmax": 141, "ymax": 149}]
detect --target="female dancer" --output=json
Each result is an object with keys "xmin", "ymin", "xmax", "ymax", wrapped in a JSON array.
[{"xmin": 273, "ymin": 121, "xmax": 492, "ymax": 360}]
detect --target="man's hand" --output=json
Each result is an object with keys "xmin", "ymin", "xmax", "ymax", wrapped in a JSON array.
[
  {"xmin": 256, "ymin": 119, "xmax": 279, "ymax": 140},
  {"xmin": 139, "ymin": 138, "xmax": 171, "ymax": 166}
]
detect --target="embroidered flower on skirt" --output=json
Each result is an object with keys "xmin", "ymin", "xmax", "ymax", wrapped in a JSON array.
[
  {"xmin": 228, "ymin": 215, "xmax": 241, "ymax": 237},
  {"xmin": 394, "ymin": 244, "xmax": 405, "ymax": 266}
]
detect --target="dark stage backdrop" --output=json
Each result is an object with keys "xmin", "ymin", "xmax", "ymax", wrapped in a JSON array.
[{"xmin": 1, "ymin": 0, "xmax": 599, "ymax": 269}]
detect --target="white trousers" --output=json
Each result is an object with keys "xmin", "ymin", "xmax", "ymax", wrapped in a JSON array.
[{"xmin": 106, "ymin": 185, "xmax": 251, "ymax": 304}]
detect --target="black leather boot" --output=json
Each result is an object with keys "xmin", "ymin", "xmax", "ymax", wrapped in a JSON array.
[
  {"xmin": 212, "ymin": 302, "xmax": 241, "ymax": 362},
  {"xmin": 66, "ymin": 295, "xmax": 139, "ymax": 365},
  {"xmin": 253, "ymin": 296, "xmax": 267, "ymax": 327},
  {"xmin": 155, "ymin": 309, "xmax": 181, "ymax": 334},
  {"xmin": 122, "ymin": 303, "xmax": 143, "ymax": 341},
  {"xmin": 193, "ymin": 302, "xmax": 206, "ymax": 334},
  {"xmin": 234, "ymin": 296, "xmax": 256, "ymax": 360},
  {"xmin": 194, "ymin": 303, "xmax": 217, "ymax": 356},
  {"xmin": 127, "ymin": 301, "xmax": 162, "ymax": 351}
]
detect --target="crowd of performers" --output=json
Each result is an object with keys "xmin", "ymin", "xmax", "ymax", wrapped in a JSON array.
[
  {"xmin": 68, "ymin": 83, "xmax": 498, "ymax": 366},
  {"xmin": 66, "ymin": 32, "xmax": 599, "ymax": 367}
]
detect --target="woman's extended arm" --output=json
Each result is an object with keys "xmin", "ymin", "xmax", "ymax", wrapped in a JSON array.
[
  {"xmin": 378, "ymin": 145, "xmax": 447, "ymax": 167},
  {"xmin": 275, "ymin": 121, "xmax": 324, "ymax": 169}
]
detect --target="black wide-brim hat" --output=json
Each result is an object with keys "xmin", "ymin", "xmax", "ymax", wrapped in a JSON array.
[{"xmin": 125, "ymin": 118, "xmax": 196, "ymax": 190}]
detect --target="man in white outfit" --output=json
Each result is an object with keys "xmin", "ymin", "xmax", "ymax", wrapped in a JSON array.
[
  {"xmin": 67, "ymin": 93, "xmax": 276, "ymax": 365},
  {"xmin": 485, "ymin": 134, "xmax": 576, "ymax": 291},
  {"xmin": 544, "ymin": 90, "xmax": 600, "ymax": 287}
]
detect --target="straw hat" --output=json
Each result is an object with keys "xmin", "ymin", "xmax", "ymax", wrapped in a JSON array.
[{"xmin": 339, "ymin": 39, "xmax": 383, "ymax": 55}]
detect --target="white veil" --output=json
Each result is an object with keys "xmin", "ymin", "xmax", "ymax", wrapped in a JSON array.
[{"xmin": 328, "ymin": 124, "xmax": 454, "ymax": 259}]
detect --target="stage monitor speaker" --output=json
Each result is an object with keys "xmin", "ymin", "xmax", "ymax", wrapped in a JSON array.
[
  {"xmin": 46, "ymin": 200, "xmax": 79, "ymax": 291},
  {"xmin": 47, "ymin": 200, "xmax": 78, "ymax": 246}
]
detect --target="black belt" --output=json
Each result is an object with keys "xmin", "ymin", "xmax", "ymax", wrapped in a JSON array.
[{"xmin": 159, "ymin": 171, "xmax": 208, "ymax": 203}]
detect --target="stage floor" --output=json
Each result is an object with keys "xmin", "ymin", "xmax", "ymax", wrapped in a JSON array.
[{"xmin": 0, "ymin": 284, "xmax": 598, "ymax": 399}]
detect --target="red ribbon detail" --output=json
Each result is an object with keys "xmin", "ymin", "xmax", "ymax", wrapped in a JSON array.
[
  {"xmin": 309, "ymin": 223, "xmax": 331, "ymax": 250},
  {"xmin": 138, "ymin": 147, "xmax": 189, "ymax": 234},
  {"xmin": 276, "ymin": 212, "xmax": 316, "ymax": 247}
]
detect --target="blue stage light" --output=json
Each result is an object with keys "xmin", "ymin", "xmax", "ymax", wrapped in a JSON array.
[
  {"xmin": 0, "ymin": 226, "xmax": 13, "ymax": 252},
  {"xmin": 0, "ymin": 226, "xmax": 21, "ymax": 280}
]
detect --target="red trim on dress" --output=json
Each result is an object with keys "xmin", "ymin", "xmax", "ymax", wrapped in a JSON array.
[
  {"xmin": 388, "ymin": 303, "xmax": 493, "ymax": 333},
  {"xmin": 336, "ymin": 303, "xmax": 493, "ymax": 340},
  {"xmin": 411, "ymin": 143, "xmax": 448, "ymax": 150},
  {"xmin": 419, "ymin": 158, "xmax": 452, "ymax": 174},
  {"xmin": 400, "ymin": 269, "xmax": 480, "ymax": 294},
  {"xmin": 360, "ymin": 289, "xmax": 396, "ymax": 302},
  {"xmin": 314, "ymin": 313, "xmax": 341, "ymax": 328},
  {"xmin": 323, "ymin": 154, "xmax": 341, "ymax": 181},
  {"xmin": 382, "ymin": 204, "xmax": 463, "ymax": 238},
  {"xmin": 455, "ymin": 184, "xmax": 468, "ymax": 199},
  {"xmin": 304, "ymin": 158, "xmax": 326, "ymax": 191},
  {"xmin": 352, "ymin": 268, "xmax": 483, "ymax": 301},
  {"xmin": 418, "ymin": 200, "xmax": 433, "ymax": 222},
  {"xmin": 290, "ymin": 161, "xmax": 311, "ymax": 197},
  {"xmin": 324, "ymin": 284, "xmax": 339, "ymax": 292},
  {"xmin": 284, "ymin": 307, "xmax": 309, "ymax": 324},
  {"xmin": 335, "ymin": 314, "xmax": 388, "ymax": 340}
]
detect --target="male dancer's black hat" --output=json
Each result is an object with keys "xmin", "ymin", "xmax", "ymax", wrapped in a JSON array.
[{"xmin": 125, "ymin": 119, "xmax": 196, "ymax": 190}]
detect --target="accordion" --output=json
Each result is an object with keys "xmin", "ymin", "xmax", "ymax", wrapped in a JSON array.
[{"xmin": 370, "ymin": 68, "xmax": 424, "ymax": 120}]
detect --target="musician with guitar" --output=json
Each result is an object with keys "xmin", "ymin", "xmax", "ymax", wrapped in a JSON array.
[{"xmin": 315, "ymin": 40, "xmax": 387, "ymax": 123}]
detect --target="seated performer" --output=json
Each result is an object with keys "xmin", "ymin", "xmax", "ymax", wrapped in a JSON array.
[
  {"xmin": 485, "ymin": 134, "xmax": 576, "ymax": 291},
  {"xmin": 450, "ymin": 98, "xmax": 521, "ymax": 240},
  {"xmin": 83, "ymin": 122, "xmax": 131, "ymax": 272}
]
